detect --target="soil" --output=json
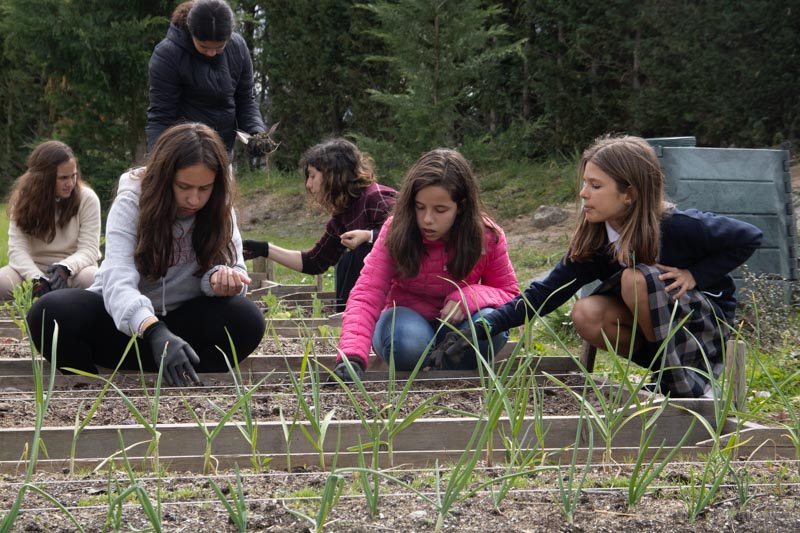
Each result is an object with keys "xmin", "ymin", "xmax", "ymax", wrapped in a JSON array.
[
  {"xmin": 1, "ymin": 165, "xmax": 799, "ymax": 532},
  {"xmin": 3, "ymin": 461, "xmax": 799, "ymax": 532},
  {"xmin": 0, "ymin": 368, "xmax": 600, "ymax": 428}
]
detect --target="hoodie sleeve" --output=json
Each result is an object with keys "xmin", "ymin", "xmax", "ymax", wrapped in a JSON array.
[
  {"xmin": 94, "ymin": 177, "xmax": 157, "ymax": 335},
  {"xmin": 200, "ymin": 207, "xmax": 249, "ymax": 296}
]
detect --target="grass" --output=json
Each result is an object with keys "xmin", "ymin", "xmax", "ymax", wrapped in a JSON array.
[
  {"xmin": 237, "ymin": 157, "xmax": 799, "ymax": 415},
  {"xmin": 234, "ymin": 156, "xmax": 578, "ymax": 293},
  {"xmin": 0, "ymin": 203, "xmax": 8, "ymax": 266}
]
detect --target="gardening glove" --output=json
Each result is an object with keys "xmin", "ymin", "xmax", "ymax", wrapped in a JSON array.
[
  {"xmin": 46, "ymin": 264, "xmax": 71, "ymax": 291},
  {"xmin": 425, "ymin": 318, "xmax": 493, "ymax": 370},
  {"xmin": 31, "ymin": 277, "xmax": 52, "ymax": 299},
  {"xmin": 242, "ymin": 239, "xmax": 269, "ymax": 260},
  {"xmin": 328, "ymin": 357, "xmax": 365, "ymax": 384},
  {"xmin": 143, "ymin": 321, "xmax": 201, "ymax": 387}
]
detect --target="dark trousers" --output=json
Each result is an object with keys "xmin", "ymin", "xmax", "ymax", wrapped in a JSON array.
[
  {"xmin": 26, "ymin": 289, "xmax": 266, "ymax": 374},
  {"xmin": 334, "ymin": 243, "xmax": 371, "ymax": 312}
]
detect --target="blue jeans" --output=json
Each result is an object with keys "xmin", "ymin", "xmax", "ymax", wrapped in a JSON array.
[{"xmin": 372, "ymin": 306, "xmax": 509, "ymax": 371}]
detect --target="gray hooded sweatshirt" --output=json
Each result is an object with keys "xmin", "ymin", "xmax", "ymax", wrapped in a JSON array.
[{"xmin": 89, "ymin": 169, "xmax": 247, "ymax": 336}]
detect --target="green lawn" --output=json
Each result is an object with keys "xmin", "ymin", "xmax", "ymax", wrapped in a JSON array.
[{"xmin": 0, "ymin": 204, "xmax": 7, "ymax": 267}]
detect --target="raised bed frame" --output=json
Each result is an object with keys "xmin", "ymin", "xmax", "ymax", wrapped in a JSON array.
[{"xmin": 0, "ymin": 284, "xmax": 794, "ymax": 475}]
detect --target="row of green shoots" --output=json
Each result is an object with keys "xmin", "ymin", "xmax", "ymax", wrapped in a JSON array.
[{"xmin": 0, "ymin": 285, "xmax": 799, "ymax": 532}]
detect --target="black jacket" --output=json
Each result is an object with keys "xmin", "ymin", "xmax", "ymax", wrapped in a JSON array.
[
  {"xmin": 146, "ymin": 23, "xmax": 266, "ymax": 153},
  {"xmin": 487, "ymin": 208, "xmax": 763, "ymax": 332}
]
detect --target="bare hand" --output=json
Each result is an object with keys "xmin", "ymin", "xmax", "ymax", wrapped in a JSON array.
[
  {"xmin": 210, "ymin": 267, "xmax": 251, "ymax": 296},
  {"xmin": 656, "ymin": 263, "xmax": 696, "ymax": 300},
  {"xmin": 439, "ymin": 299, "xmax": 466, "ymax": 324},
  {"xmin": 340, "ymin": 229, "xmax": 371, "ymax": 250}
]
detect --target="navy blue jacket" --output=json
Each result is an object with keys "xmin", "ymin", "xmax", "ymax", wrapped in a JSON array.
[
  {"xmin": 146, "ymin": 23, "xmax": 266, "ymax": 153},
  {"xmin": 487, "ymin": 208, "xmax": 763, "ymax": 333}
]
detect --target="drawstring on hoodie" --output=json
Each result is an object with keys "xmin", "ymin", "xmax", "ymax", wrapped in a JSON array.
[{"xmin": 161, "ymin": 278, "xmax": 167, "ymax": 316}]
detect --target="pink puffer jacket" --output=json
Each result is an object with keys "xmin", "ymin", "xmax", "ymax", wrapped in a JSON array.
[{"xmin": 337, "ymin": 216, "xmax": 520, "ymax": 367}]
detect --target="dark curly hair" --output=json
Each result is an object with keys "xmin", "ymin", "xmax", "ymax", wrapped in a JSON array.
[{"xmin": 299, "ymin": 138, "xmax": 377, "ymax": 215}]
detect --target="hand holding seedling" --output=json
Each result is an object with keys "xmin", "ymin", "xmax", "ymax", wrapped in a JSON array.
[
  {"xmin": 144, "ymin": 321, "xmax": 201, "ymax": 387},
  {"xmin": 210, "ymin": 266, "xmax": 251, "ymax": 296},
  {"xmin": 439, "ymin": 299, "xmax": 466, "ymax": 324}
]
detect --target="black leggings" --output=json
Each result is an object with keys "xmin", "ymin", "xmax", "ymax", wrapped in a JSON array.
[
  {"xmin": 26, "ymin": 289, "xmax": 266, "ymax": 374},
  {"xmin": 334, "ymin": 243, "xmax": 371, "ymax": 312}
]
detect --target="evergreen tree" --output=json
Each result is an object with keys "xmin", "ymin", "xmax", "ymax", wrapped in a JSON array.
[
  {"xmin": 1, "ymin": 0, "xmax": 171, "ymax": 202},
  {"xmin": 360, "ymin": 0, "xmax": 522, "ymax": 167},
  {"xmin": 256, "ymin": 0, "xmax": 390, "ymax": 169}
]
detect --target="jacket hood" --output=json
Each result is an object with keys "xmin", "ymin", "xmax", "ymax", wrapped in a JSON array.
[
  {"xmin": 117, "ymin": 169, "xmax": 144, "ymax": 197},
  {"xmin": 166, "ymin": 23, "xmax": 194, "ymax": 53}
]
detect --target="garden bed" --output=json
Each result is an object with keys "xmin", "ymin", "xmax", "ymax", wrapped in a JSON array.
[
  {"xmin": 2, "ymin": 457, "xmax": 798, "ymax": 532},
  {"xmin": 1, "ymin": 287, "xmax": 798, "ymax": 532}
]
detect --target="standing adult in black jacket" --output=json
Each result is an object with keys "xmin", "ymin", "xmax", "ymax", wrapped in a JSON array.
[{"xmin": 146, "ymin": 0, "xmax": 266, "ymax": 155}]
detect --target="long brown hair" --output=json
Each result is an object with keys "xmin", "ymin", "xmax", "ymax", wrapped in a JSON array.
[
  {"xmin": 386, "ymin": 148, "xmax": 496, "ymax": 279},
  {"xmin": 135, "ymin": 123, "xmax": 236, "ymax": 279},
  {"xmin": 300, "ymin": 138, "xmax": 377, "ymax": 215},
  {"xmin": 7, "ymin": 140, "xmax": 84, "ymax": 242},
  {"xmin": 568, "ymin": 135, "xmax": 672, "ymax": 265},
  {"xmin": 171, "ymin": 1, "xmax": 193, "ymax": 28}
]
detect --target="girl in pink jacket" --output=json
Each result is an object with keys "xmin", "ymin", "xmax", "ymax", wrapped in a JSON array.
[{"xmin": 333, "ymin": 149, "xmax": 520, "ymax": 381}]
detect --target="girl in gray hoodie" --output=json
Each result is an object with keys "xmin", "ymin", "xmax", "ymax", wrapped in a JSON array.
[{"xmin": 27, "ymin": 123, "xmax": 265, "ymax": 386}]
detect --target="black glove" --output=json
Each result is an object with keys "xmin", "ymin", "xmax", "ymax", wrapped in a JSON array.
[
  {"xmin": 31, "ymin": 278, "xmax": 52, "ymax": 299},
  {"xmin": 143, "ymin": 321, "xmax": 201, "ymax": 387},
  {"xmin": 46, "ymin": 264, "xmax": 71, "ymax": 291},
  {"xmin": 425, "ymin": 319, "xmax": 492, "ymax": 370},
  {"xmin": 328, "ymin": 357, "xmax": 365, "ymax": 383},
  {"xmin": 242, "ymin": 239, "xmax": 269, "ymax": 260}
]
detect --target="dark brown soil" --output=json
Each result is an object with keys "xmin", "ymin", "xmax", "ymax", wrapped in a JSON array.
[
  {"xmin": 3, "ymin": 461, "xmax": 799, "ymax": 532},
  {"xmin": 0, "ymin": 372, "xmax": 600, "ymax": 428},
  {"xmin": 2, "ymin": 335, "xmax": 798, "ymax": 532}
]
